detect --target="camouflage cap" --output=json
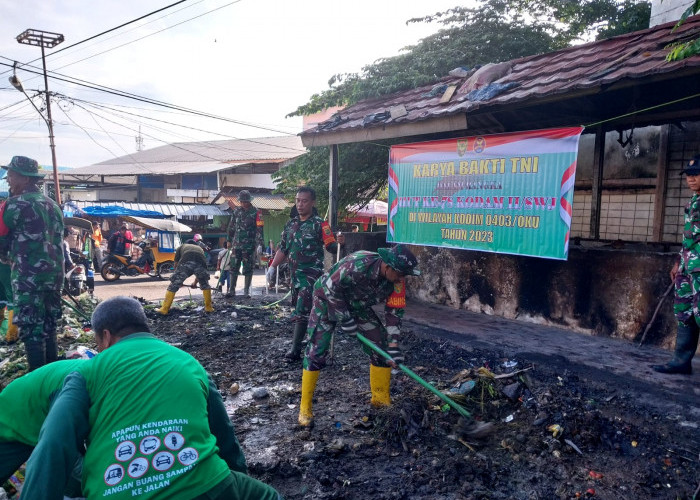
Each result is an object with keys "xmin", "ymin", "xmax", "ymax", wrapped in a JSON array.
[
  {"xmin": 238, "ymin": 190, "xmax": 252, "ymax": 202},
  {"xmin": 377, "ymin": 244, "xmax": 420, "ymax": 276},
  {"xmin": 2, "ymin": 155, "xmax": 45, "ymax": 178},
  {"xmin": 682, "ymin": 155, "xmax": 700, "ymax": 176}
]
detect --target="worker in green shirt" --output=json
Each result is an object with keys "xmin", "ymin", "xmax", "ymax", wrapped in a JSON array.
[
  {"xmin": 22, "ymin": 296, "xmax": 281, "ymax": 500},
  {"xmin": 0, "ymin": 358, "xmax": 85, "ymax": 485}
]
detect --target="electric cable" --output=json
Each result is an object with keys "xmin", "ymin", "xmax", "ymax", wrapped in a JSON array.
[
  {"xmin": 50, "ymin": 0, "xmax": 243, "ymax": 74},
  {"xmin": 0, "ymin": 0, "xmax": 192, "ymax": 78},
  {"xmin": 76, "ymin": 98, "xmax": 303, "ymax": 155},
  {"xmin": 0, "ymin": 60, "xmax": 303, "ymax": 148}
]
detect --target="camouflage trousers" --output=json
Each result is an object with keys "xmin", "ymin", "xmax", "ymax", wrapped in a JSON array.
[
  {"xmin": 302, "ymin": 297, "xmax": 389, "ymax": 371},
  {"xmin": 290, "ymin": 269, "xmax": 322, "ymax": 323},
  {"xmin": 673, "ymin": 271, "xmax": 700, "ymax": 326},
  {"xmin": 13, "ymin": 289, "xmax": 62, "ymax": 342},
  {"xmin": 168, "ymin": 261, "xmax": 211, "ymax": 292},
  {"xmin": 230, "ymin": 248, "xmax": 255, "ymax": 278},
  {"xmin": 291, "ymin": 285, "xmax": 313, "ymax": 324}
]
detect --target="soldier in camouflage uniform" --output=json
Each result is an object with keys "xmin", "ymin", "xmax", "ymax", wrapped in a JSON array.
[
  {"xmin": 0, "ymin": 156, "xmax": 64, "ymax": 371},
  {"xmin": 156, "ymin": 240, "xmax": 214, "ymax": 314},
  {"xmin": 269, "ymin": 187, "xmax": 342, "ymax": 360},
  {"xmin": 227, "ymin": 190, "xmax": 263, "ymax": 298},
  {"xmin": 653, "ymin": 154, "xmax": 700, "ymax": 375},
  {"xmin": 297, "ymin": 245, "xmax": 420, "ymax": 427}
]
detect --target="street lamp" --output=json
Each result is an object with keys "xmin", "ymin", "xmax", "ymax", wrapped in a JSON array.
[{"xmin": 13, "ymin": 29, "xmax": 64, "ymax": 205}]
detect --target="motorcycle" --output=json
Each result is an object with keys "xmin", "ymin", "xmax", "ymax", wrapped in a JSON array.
[
  {"xmin": 65, "ymin": 251, "xmax": 93, "ymax": 296},
  {"xmin": 63, "ymin": 217, "xmax": 96, "ymax": 297},
  {"xmin": 101, "ymin": 241, "xmax": 174, "ymax": 282}
]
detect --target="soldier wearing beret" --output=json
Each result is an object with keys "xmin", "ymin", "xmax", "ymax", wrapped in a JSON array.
[
  {"xmin": 0, "ymin": 156, "xmax": 64, "ymax": 370},
  {"xmin": 653, "ymin": 154, "xmax": 700, "ymax": 375},
  {"xmin": 227, "ymin": 190, "xmax": 263, "ymax": 298},
  {"xmin": 297, "ymin": 244, "xmax": 420, "ymax": 427}
]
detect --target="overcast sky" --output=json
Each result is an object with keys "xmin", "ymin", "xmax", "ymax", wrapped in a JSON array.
[{"xmin": 0, "ymin": 0, "xmax": 462, "ymax": 168}]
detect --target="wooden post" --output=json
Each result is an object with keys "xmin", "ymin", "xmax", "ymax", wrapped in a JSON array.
[
  {"xmin": 652, "ymin": 125, "xmax": 670, "ymax": 242},
  {"xmin": 329, "ymin": 144, "xmax": 339, "ymax": 230},
  {"xmin": 590, "ymin": 127, "xmax": 605, "ymax": 239}
]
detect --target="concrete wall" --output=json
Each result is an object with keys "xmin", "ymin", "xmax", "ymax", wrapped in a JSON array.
[
  {"xmin": 650, "ymin": 0, "xmax": 694, "ymax": 26},
  {"xmin": 340, "ymin": 231, "xmax": 679, "ymax": 349}
]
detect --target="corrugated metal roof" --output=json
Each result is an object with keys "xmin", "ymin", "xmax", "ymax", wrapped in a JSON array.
[
  {"xmin": 222, "ymin": 193, "xmax": 291, "ymax": 211},
  {"xmin": 72, "ymin": 201, "xmax": 229, "ymax": 217},
  {"xmin": 301, "ymin": 17, "xmax": 700, "ymax": 143},
  {"xmin": 63, "ymin": 136, "xmax": 305, "ymax": 175}
]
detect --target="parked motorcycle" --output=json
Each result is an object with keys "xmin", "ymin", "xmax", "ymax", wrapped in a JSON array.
[
  {"xmin": 100, "ymin": 241, "xmax": 175, "ymax": 282},
  {"xmin": 64, "ymin": 251, "xmax": 93, "ymax": 296}
]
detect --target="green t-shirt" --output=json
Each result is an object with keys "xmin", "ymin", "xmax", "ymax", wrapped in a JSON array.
[
  {"xmin": 0, "ymin": 359, "xmax": 84, "ymax": 445},
  {"xmin": 78, "ymin": 333, "xmax": 232, "ymax": 499}
]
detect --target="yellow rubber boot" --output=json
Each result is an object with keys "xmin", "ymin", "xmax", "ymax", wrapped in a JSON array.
[
  {"xmin": 370, "ymin": 364, "xmax": 392, "ymax": 407},
  {"xmin": 157, "ymin": 291, "xmax": 176, "ymax": 315},
  {"xmin": 203, "ymin": 289, "xmax": 214, "ymax": 313},
  {"xmin": 298, "ymin": 369, "xmax": 320, "ymax": 427},
  {"xmin": 6, "ymin": 309, "xmax": 18, "ymax": 343}
]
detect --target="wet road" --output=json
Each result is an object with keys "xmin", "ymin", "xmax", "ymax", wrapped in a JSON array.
[{"xmin": 92, "ymin": 268, "xmax": 272, "ymax": 303}]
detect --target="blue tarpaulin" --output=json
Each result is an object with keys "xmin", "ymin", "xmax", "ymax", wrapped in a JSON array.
[{"xmin": 82, "ymin": 206, "xmax": 167, "ymax": 218}]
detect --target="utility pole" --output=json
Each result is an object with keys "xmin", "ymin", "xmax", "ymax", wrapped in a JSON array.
[
  {"xmin": 136, "ymin": 125, "xmax": 144, "ymax": 151},
  {"xmin": 16, "ymin": 29, "xmax": 64, "ymax": 205}
]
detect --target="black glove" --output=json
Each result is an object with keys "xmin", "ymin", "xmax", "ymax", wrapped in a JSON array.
[
  {"xmin": 387, "ymin": 343, "xmax": 404, "ymax": 364},
  {"xmin": 340, "ymin": 319, "xmax": 358, "ymax": 337}
]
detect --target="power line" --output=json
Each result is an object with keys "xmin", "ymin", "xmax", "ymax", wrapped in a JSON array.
[
  {"xmin": 0, "ymin": 0, "xmax": 192, "ymax": 78},
  {"xmin": 72, "ymin": 101, "xmax": 227, "ymax": 162},
  {"xmin": 45, "ymin": 0, "xmax": 207, "ymax": 67},
  {"xmin": 0, "ymin": 60, "xmax": 303, "ymax": 149},
  {"xmin": 75, "ymin": 98, "xmax": 302, "ymax": 154},
  {"xmin": 50, "ymin": 0, "xmax": 244, "ymax": 73}
]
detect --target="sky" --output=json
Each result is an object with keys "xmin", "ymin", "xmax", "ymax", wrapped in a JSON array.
[{"xmin": 0, "ymin": 0, "xmax": 463, "ymax": 168}]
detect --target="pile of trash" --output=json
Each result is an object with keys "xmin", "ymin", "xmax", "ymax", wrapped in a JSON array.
[{"xmin": 0, "ymin": 294, "xmax": 99, "ymax": 386}]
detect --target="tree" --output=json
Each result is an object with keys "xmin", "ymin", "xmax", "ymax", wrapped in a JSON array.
[
  {"xmin": 276, "ymin": 0, "xmax": 651, "ymax": 211},
  {"xmin": 666, "ymin": 0, "xmax": 700, "ymax": 61},
  {"xmin": 271, "ymin": 142, "xmax": 394, "ymax": 217}
]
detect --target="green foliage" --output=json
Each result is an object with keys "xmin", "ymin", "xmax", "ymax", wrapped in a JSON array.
[
  {"xmin": 278, "ymin": 0, "xmax": 651, "ymax": 212},
  {"xmin": 272, "ymin": 142, "xmax": 394, "ymax": 215},
  {"xmin": 666, "ymin": 0, "xmax": 700, "ymax": 61}
]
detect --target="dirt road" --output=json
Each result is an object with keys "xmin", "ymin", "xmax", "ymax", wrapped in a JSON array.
[{"xmin": 92, "ymin": 269, "xmax": 273, "ymax": 302}]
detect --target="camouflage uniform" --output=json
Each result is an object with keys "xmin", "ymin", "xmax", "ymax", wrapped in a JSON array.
[
  {"xmin": 168, "ymin": 243, "xmax": 211, "ymax": 292},
  {"xmin": 0, "ymin": 184, "xmax": 64, "ymax": 346},
  {"xmin": 280, "ymin": 215, "xmax": 337, "ymax": 322},
  {"xmin": 673, "ymin": 193, "xmax": 700, "ymax": 323},
  {"xmin": 227, "ymin": 205, "xmax": 263, "ymax": 278},
  {"xmin": 303, "ymin": 251, "xmax": 406, "ymax": 371}
]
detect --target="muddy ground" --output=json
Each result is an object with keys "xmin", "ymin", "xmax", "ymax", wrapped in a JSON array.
[{"xmin": 1, "ymin": 293, "xmax": 699, "ymax": 499}]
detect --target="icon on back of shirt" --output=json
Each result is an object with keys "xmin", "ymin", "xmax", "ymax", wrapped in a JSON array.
[
  {"xmin": 104, "ymin": 464, "xmax": 124, "ymax": 486},
  {"xmin": 127, "ymin": 457, "xmax": 149, "ymax": 479},
  {"xmin": 139, "ymin": 435, "xmax": 161, "ymax": 455},
  {"xmin": 115, "ymin": 440, "xmax": 135, "ymax": 462},
  {"xmin": 178, "ymin": 447, "xmax": 199, "ymax": 466},
  {"xmin": 152, "ymin": 451, "xmax": 175, "ymax": 471},
  {"xmin": 164, "ymin": 431, "xmax": 185, "ymax": 451}
]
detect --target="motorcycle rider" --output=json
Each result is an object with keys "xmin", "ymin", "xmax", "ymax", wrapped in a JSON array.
[{"xmin": 106, "ymin": 225, "xmax": 133, "ymax": 256}]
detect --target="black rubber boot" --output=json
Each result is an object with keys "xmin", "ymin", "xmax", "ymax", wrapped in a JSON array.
[
  {"xmin": 226, "ymin": 274, "xmax": 239, "ymax": 298},
  {"xmin": 45, "ymin": 330, "xmax": 58, "ymax": 363},
  {"xmin": 285, "ymin": 320, "xmax": 308, "ymax": 361},
  {"xmin": 25, "ymin": 340, "xmax": 46, "ymax": 371},
  {"xmin": 243, "ymin": 274, "xmax": 253, "ymax": 298},
  {"xmin": 652, "ymin": 321, "xmax": 698, "ymax": 375}
]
